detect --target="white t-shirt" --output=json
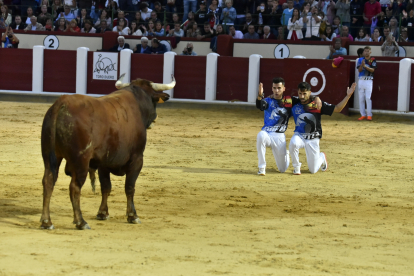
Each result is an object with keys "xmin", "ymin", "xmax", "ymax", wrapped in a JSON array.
[
  {"xmin": 232, "ymin": 30, "xmax": 244, "ymax": 39},
  {"xmin": 113, "ymin": 26, "xmax": 130, "ymax": 35},
  {"xmin": 140, "ymin": 9, "xmax": 152, "ymax": 21},
  {"xmin": 305, "ymin": 15, "xmax": 321, "ymax": 37}
]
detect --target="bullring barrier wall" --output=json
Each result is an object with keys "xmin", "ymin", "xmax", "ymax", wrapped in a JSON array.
[{"xmin": 0, "ymin": 46, "xmax": 413, "ymax": 115}]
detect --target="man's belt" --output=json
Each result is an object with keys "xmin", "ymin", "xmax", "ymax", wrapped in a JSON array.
[{"xmin": 359, "ymin": 76, "xmax": 373, "ymax": 80}]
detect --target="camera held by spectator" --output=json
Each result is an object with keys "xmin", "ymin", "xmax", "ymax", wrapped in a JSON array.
[{"xmin": 181, "ymin": 42, "xmax": 197, "ymax": 56}]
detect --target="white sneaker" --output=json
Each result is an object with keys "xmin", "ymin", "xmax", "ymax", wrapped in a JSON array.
[
  {"xmin": 293, "ymin": 167, "xmax": 301, "ymax": 175},
  {"xmin": 257, "ymin": 168, "xmax": 266, "ymax": 176},
  {"xmin": 321, "ymin": 152, "xmax": 328, "ymax": 172}
]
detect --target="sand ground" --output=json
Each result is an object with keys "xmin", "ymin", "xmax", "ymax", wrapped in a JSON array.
[{"xmin": 0, "ymin": 101, "xmax": 413, "ymax": 276}]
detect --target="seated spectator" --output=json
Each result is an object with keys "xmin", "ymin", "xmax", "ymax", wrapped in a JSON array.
[
  {"xmin": 107, "ymin": 1, "xmax": 119, "ymax": 20},
  {"xmin": 261, "ymin": 25, "xmax": 277, "ymax": 39},
  {"xmin": 140, "ymin": 2, "xmax": 152, "ymax": 21},
  {"xmin": 55, "ymin": 6, "xmax": 76, "ymax": 22},
  {"xmin": 221, "ymin": 0, "xmax": 236, "ymax": 32},
  {"xmin": 76, "ymin": 8, "xmax": 92, "ymax": 29},
  {"xmin": 95, "ymin": 11, "xmax": 112, "ymax": 29},
  {"xmin": 303, "ymin": 6, "xmax": 321, "ymax": 39},
  {"xmin": 277, "ymin": 26, "xmax": 285, "ymax": 40},
  {"xmin": 0, "ymin": 5, "xmax": 12, "ymax": 28},
  {"xmin": 68, "ymin": 19, "xmax": 81, "ymax": 32},
  {"xmin": 37, "ymin": 5, "xmax": 52, "ymax": 26},
  {"xmin": 51, "ymin": 0, "xmax": 64, "ymax": 22},
  {"xmin": 371, "ymin": 27, "xmax": 383, "ymax": 42},
  {"xmin": 167, "ymin": 22, "xmax": 184, "ymax": 37},
  {"xmin": 25, "ymin": 7, "xmax": 35, "ymax": 25},
  {"xmin": 96, "ymin": 20, "xmax": 111, "ymax": 33},
  {"xmin": 355, "ymin": 27, "xmax": 372, "ymax": 41},
  {"xmin": 186, "ymin": 21, "xmax": 201, "ymax": 38},
  {"xmin": 133, "ymin": 11, "xmax": 146, "ymax": 27},
  {"xmin": 109, "ymin": 36, "xmax": 130, "ymax": 52},
  {"xmin": 196, "ymin": 1, "xmax": 208, "ymax": 25},
  {"xmin": 133, "ymin": 36, "xmax": 150, "ymax": 53},
  {"xmin": 326, "ymin": 38, "xmax": 347, "ymax": 59},
  {"xmin": 1, "ymin": 26, "xmax": 19, "ymax": 48},
  {"xmin": 183, "ymin": 11, "xmax": 196, "ymax": 32},
  {"xmin": 402, "ymin": 9, "xmax": 414, "ymax": 42},
  {"xmin": 82, "ymin": 19, "xmax": 96, "ymax": 33},
  {"xmin": 24, "ymin": 16, "xmax": 46, "ymax": 31},
  {"xmin": 244, "ymin": 24, "xmax": 260, "ymax": 39},
  {"xmin": 150, "ymin": 11, "xmax": 159, "ymax": 22},
  {"xmin": 340, "ymin": 25, "xmax": 353, "ymax": 41},
  {"xmin": 320, "ymin": 24, "xmax": 336, "ymax": 41},
  {"xmin": 144, "ymin": 38, "xmax": 167, "ymax": 54},
  {"xmin": 331, "ymin": 15, "xmax": 341, "ymax": 35},
  {"xmin": 216, "ymin": 24, "xmax": 226, "ymax": 35},
  {"xmin": 113, "ymin": 10, "xmax": 129, "ymax": 27},
  {"xmin": 144, "ymin": 19, "xmax": 156, "ymax": 36},
  {"xmin": 168, "ymin": 13, "xmax": 181, "ymax": 30},
  {"xmin": 153, "ymin": 2, "xmax": 164, "ymax": 21},
  {"xmin": 198, "ymin": 21, "xmax": 216, "ymax": 39},
  {"xmin": 287, "ymin": 8, "xmax": 303, "ymax": 40},
  {"xmin": 130, "ymin": 21, "xmax": 143, "ymax": 35},
  {"xmin": 54, "ymin": 17, "xmax": 67, "ymax": 31},
  {"xmin": 400, "ymin": 28, "xmax": 409, "ymax": 42},
  {"xmin": 241, "ymin": 13, "xmax": 255, "ymax": 34},
  {"xmin": 153, "ymin": 20, "xmax": 164, "ymax": 36},
  {"xmin": 229, "ymin": 24, "xmax": 243, "ymax": 39},
  {"xmin": 45, "ymin": 18, "xmax": 54, "ymax": 31},
  {"xmin": 180, "ymin": 42, "xmax": 197, "ymax": 56},
  {"xmin": 389, "ymin": 16, "xmax": 399, "ymax": 39},
  {"xmin": 381, "ymin": 33, "xmax": 398, "ymax": 56},
  {"xmin": 113, "ymin": 18, "xmax": 129, "ymax": 35},
  {"xmin": 10, "ymin": 15, "xmax": 27, "ymax": 30}
]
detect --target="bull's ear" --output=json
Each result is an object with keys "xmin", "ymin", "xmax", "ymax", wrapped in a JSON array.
[{"xmin": 153, "ymin": 93, "xmax": 170, "ymax": 104}]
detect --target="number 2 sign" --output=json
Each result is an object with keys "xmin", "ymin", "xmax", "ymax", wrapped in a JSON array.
[
  {"xmin": 274, "ymin": 44, "xmax": 290, "ymax": 59},
  {"xmin": 43, "ymin": 35, "xmax": 59, "ymax": 50}
]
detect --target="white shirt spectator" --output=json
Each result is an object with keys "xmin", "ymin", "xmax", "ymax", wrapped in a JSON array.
[
  {"xmin": 105, "ymin": 0, "xmax": 119, "ymax": 8},
  {"xmin": 113, "ymin": 26, "xmax": 130, "ymax": 35},
  {"xmin": 55, "ymin": 11, "xmax": 76, "ymax": 22},
  {"xmin": 81, "ymin": 27, "xmax": 97, "ymax": 33},
  {"xmin": 141, "ymin": 8, "xmax": 153, "ymax": 21},
  {"xmin": 131, "ymin": 29, "xmax": 143, "ymax": 36},
  {"xmin": 305, "ymin": 15, "xmax": 321, "ymax": 38},
  {"xmin": 231, "ymin": 30, "xmax": 244, "ymax": 39},
  {"xmin": 167, "ymin": 29, "xmax": 184, "ymax": 37}
]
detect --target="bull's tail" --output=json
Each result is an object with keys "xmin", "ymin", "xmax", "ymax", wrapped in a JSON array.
[{"xmin": 41, "ymin": 100, "xmax": 62, "ymax": 183}]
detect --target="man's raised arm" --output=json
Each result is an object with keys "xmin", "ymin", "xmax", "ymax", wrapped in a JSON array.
[{"xmin": 334, "ymin": 82, "xmax": 356, "ymax": 113}]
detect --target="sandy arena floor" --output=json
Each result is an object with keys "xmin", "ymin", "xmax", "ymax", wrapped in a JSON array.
[{"xmin": 0, "ymin": 101, "xmax": 413, "ymax": 276}]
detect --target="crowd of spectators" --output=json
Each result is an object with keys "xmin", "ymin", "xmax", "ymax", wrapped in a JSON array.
[{"xmin": 0, "ymin": 0, "xmax": 411, "ymax": 54}]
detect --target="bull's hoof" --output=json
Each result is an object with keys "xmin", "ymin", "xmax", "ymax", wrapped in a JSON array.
[
  {"xmin": 40, "ymin": 224, "xmax": 55, "ymax": 230},
  {"xmin": 75, "ymin": 222, "xmax": 91, "ymax": 230},
  {"xmin": 127, "ymin": 217, "xmax": 141, "ymax": 224},
  {"xmin": 96, "ymin": 213, "xmax": 109, "ymax": 220},
  {"xmin": 40, "ymin": 219, "xmax": 54, "ymax": 230}
]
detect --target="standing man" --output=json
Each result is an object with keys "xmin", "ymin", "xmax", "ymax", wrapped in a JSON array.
[
  {"xmin": 256, "ymin": 78, "xmax": 322, "ymax": 176},
  {"xmin": 289, "ymin": 81, "xmax": 356, "ymax": 175},
  {"xmin": 356, "ymin": 46, "xmax": 376, "ymax": 121}
]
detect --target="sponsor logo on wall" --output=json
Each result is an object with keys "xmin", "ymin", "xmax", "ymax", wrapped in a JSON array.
[{"xmin": 93, "ymin": 52, "xmax": 118, "ymax": 80}]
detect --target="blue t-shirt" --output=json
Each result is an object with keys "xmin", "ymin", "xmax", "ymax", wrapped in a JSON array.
[
  {"xmin": 356, "ymin": 57, "xmax": 377, "ymax": 79},
  {"xmin": 258, "ymin": 96, "xmax": 295, "ymax": 133}
]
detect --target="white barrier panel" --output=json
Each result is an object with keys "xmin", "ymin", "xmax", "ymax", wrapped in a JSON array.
[
  {"xmin": 205, "ymin": 53, "xmax": 220, "ymax": 101},
  {"xmin": 247, "ymin": 54, "xmax": 262, "ymax": 103},
  {"xmin": 120, "ymin": 49, "xmax": 133, "ymax": 84},
  {"xmin": 397, "ymin": 58, "xmax": 413, "ymax": 112},
  {"xmin": 163, "ymin": 52, "xmax": 177, "ymax": 97},
  {"xmin": 76, "ymin": 47, "xmax": 89, "ymax": 94},
  {"xmin": 32, "ymin": 45, "xmax": 45, "ymax": 93},
  {"xmin": 354, "ymin": 58, "xmax": 360, "ymax": 113}
]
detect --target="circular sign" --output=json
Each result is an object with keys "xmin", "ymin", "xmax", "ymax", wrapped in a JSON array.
[
  {"xmin": 396, "ymin": 46, "xmax": 406, "ymax": 57},
  {"xmin": 303, "ymin": 68, "xmax": 326, "ymax": 96},
  {"xmin": 274, "ymin": 44, "xmax": 290, "ymax": 59},
  {"xmin": 43, "ymin": 35, "xmax": 59, "ymax": 50}
]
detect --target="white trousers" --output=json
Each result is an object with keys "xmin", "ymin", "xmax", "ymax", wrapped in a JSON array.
[
  {"xmin": 289, "ymin": 133, "xmax": 324, "ymax": 174},
  {"xmin": 256, "ymin": 131, "xmax": 289, "ymax": 173},
  {"xmin": 358, "ymin": 79, "xmax": 373, "ymax": 117}
]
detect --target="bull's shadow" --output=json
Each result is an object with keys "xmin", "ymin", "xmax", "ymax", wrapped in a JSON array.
[
  {"xmin": 145, "ymin": 165, "xmax": 256, "ymax": 175},
  {"xmin": 0, "ymin": 198, "xmax": 40, "ymax": 227}
]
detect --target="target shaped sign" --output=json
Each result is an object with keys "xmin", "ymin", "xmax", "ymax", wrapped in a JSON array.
[{"xmin": 303, "ymin": 68, "xmax": 326, "ymax": 96}]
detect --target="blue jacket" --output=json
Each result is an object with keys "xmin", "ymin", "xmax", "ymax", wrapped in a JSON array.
[
  {"xmin": 144, "ymin": 44, "xmax": 167, "ymax": 54},
  {"xmin": 220, "ymin": 7, "xmax": 237, "ymax": 24}
]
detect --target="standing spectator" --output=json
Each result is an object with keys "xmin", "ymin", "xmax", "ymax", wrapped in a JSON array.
[
  {"xmin": 318, "ymin": 0, "xmax": 335, "ymax": 24},
  {"xmin": 96, "ymin": 19, "xmax": 111, "ymax": 32},
  {"xmin": 113, "ymin": 18, "xmax": 129, "ymax": 34},
  {"xmin": 350, "ymin": 0, "xmax": 364, "ymax": 38},
  {"xmin": 287, "ymin": 7, "xmax": 303, "ymax": 40},
  {"xmin": 371, "ymin": 27, "xmax": 383, "ymax": 42},
  {"xmin": 133, "ymin": 36, "xmax": 150, "ymax": 53},
  {"xmin": 332, "ymin": 16, "xmax": 341, "ymax": 35},
  {"xmin": 381, "ymin": 33, "xmax": 398, "ymax": 56},
  {"xmin": 0, "ymin": 5, "xmax": 12, "ymax": 27},
  {"xmin": 229, "ymin": 24, "xmax": 244, "ymax": 38},
  {"xmin": 1, "ymin": 26, "xmax": 19, "ymax": 48},
  {"xmin": 54, "ymin": 17, "xmax": 67, "ymax": 31},
  {"xmin": 82, "ymin": 19, "xmax": 96, "ymax": 32},
  {"xmin": 265, "ymin": 0, "xmax": 283, "ymax": 36},
  {"xmin": 95, "ymin": 9, "xmax": 112, "ymax": 28},
  {"xmin": 363, "ymin": 0, "xmax": 381, "ymax": 30},
  {"xmin": 208, "ymin": 0, "xmax": 222, "ymax": 27},
  {"xmin": 145, "ymin": 38, "xmax": 167, "ymax": 54},
  {"xmin": 67, "ymin": 19, "xmax": 81, "ymax": 32},
  {"xmin": 261, "ymin": 25, "xmax": 277, "ymax": 39},
  {"xmin": 303, "ymin": 6, "xmax": 321, "ymax": 39},
  {"xmin": 320, "ymin": 24, "xmax": 336, "ymax": 41},
  {"xmin": 241, "ymin": 13, "xmax": 255, "ymax": 34},
  {"xmin": 281, "ymin": 0, "xmax": 294, "ymax": 26},
  {"xmin": 165, "ymin": 0, "xmax": 178, "ymax": 20},
  {"xmin": 221, "ymin": 0, "xmax": 237, "ymax": 32},
  {"xmin": 389, "ymin": 16, "xmax": 399, "ymax": 39},
  {"xmin": 186, "ymin": 21, "xmax": 201, "ymax": 37},
  {"xmin": 113, "ymin": 10, "xmax": 129, "ymax": 27},
  {"xmin": 140, "ymin": 2, "xmax": 152, "ymax": 21},
  {"xmin": 335, "ymin": 0, "xmax": 350, "ymax": 28},
  {"xmin": 10, "ymin": 15, "xmax": 27, "ymax": 30},
  {"xmin": 109, "ymin": 36, "xmax": 130, "ymax": 52},
  {"xmin": 356, "ymin": 46, "xmax": 376, "ymax": 121},
  {"xmin": 153, "ymin": 20, "xmax": 164, "ymax": 36},
  {"xmin": 76, "ymin": 8, "xmax": 92, "ymax": 29},
  {"xmin": 180, "ymin": 42, "xmax": 197, "ymax": 55},
  {"xmin": 198, "ymin": 21, "xmax": 216, "ymax": 39},
  {"xmin": 55, "ymin": 6, "xmax": 76, "ymax": 22},
  {"xmin": 402, "ymin": 9, "xmax": 414, "ymax": 42},
  {"xmin": 167, "ymin": 21, "xmax": 184, "ymax": 36},
  {"xmin": 340, "ymin": 25, "xmax": 354, "ymax": 41},
  {"xmin": 153, "ymin": 2, "xmax": 164, "ymax": 22},
  {"xmin": 355, "ymin": 27, "xmax": 372, "ymax": 41},
  {"xmin": 51, "ymin": 0, "xmax": 64, "ymax": 22},
  {"xmin": 183, "ymin": 0, "xmax": 197, "ymax": 23},
  {"xmin": 326, "ymin": 38, "xmax": 347, "ymax": 59},
  {"xmin": 129, "ymin": 21, "xmax": 143, "ymax": 35},
  {"xmin": 24, "ymin": 16, "xmax": 46, "ymax": 31},
  {"xmin": 25, "ymin": 7, "xmax": 35, "ymax": 25},
  {"xmin": 196, "ymin": 1, "xmax": 208, "ymax": 25},
  {"xmin": 37, "ymin": 5, "xmax": 53, "ymax": 26},
  {"xmin": 244, "ymin": 24, "xmax": 260, "ymax": 39}
]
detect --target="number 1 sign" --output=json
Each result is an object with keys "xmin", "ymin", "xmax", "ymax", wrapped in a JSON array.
[{"xmin": 274, "ymin": 44, "xmax": 290, "ymax": 59}]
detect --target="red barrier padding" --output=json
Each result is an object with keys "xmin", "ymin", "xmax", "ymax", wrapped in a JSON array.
[
  {"xmin": 131, "ymin": 54, "xmax": 163, "ymax": 83},
  {"xmin": 173, "ymin": 56, "xmax": 206, "ymax": 99},
  {"xmin": 86, "ymin": 51, "xmax": 120, "ymax": 95},
  {"xmin": 216, "ymin": 56, "xmax": 248, "ymax": 101},
  {"xmin": 259, "ymin": 58, "xmax": 285, "ymax": 98},
  {"xmin": 217, "ymin": 35, "xmax": 233, "ymax": 57},
  {"xmin": 43, "ymin": 50, "xmax": 76, "ymax": 93},
  {"xmin": 370, "ymin": 62, "xmax": 398, "ymax": 111},
  {"xmin": 0, "ymin": 48, "xmax": 32, "ymax": 91}
]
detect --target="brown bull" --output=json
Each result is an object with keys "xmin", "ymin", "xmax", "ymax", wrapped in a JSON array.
[{"xmin": 40, "ymin": 74, "xmax": 174, "ymax": 230}]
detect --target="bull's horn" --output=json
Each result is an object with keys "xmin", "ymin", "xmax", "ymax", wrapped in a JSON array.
[
  {"xmin": 115, "ymin": 73, "xmax": 130, "ymax": 89},
  {"xmin": 151, "ymin": 75, "xmax": 176, "ymax": 91}
]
